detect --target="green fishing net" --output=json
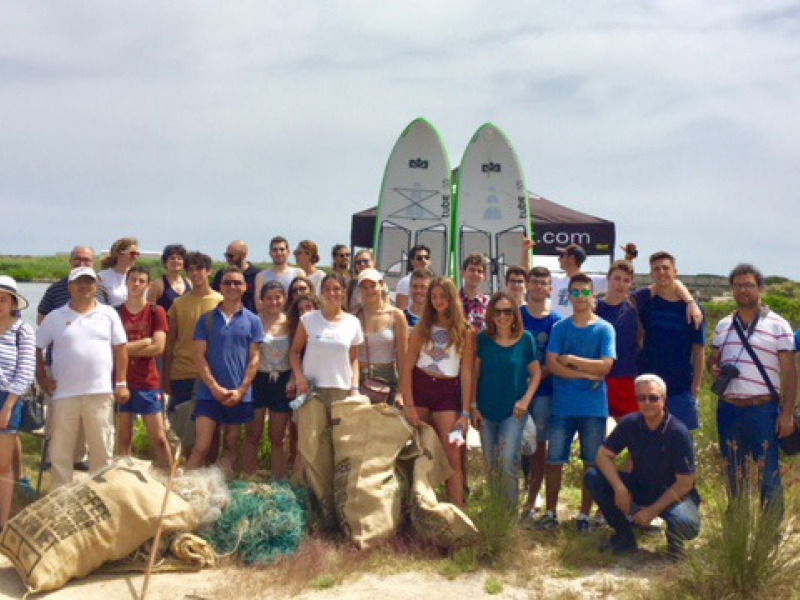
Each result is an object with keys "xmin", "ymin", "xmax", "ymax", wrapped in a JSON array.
[{"xmin": 205, "ymin": 481, "xmax": 307, "ymax": 565}]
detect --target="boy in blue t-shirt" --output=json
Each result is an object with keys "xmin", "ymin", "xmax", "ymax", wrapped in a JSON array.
[{"xmin": 536, "ymin": 273, "xmax": 616, "ymax": 533}]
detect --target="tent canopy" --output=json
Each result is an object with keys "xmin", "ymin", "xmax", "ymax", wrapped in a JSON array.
[{"xmin": 351, "ymin": 191, "xmax": 615, "ymax": 257}]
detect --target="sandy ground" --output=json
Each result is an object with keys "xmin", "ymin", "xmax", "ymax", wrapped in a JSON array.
[{"xmin": 0, "ymin": 552, "xmax": 662, "ymax": 600}]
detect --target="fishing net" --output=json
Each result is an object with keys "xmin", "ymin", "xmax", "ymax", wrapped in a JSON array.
[{"xmin": 205, "ymin": 481, "xmax": 307, "ymax": 565}]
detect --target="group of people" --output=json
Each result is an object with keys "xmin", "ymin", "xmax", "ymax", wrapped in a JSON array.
[{"xmin": 0, "ymin": 236, "xmax": 796, "ymax": 563}]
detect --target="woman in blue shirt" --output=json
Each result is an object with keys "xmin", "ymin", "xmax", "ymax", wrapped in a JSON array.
[{"xmin": 473, "ymin": 291, "xmax": 541, "ymax": 508}]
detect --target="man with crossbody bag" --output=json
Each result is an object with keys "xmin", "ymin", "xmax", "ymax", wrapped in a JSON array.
[{"xmin": 709, "ymin": 263, "xmax": 797, "ymax": 516}]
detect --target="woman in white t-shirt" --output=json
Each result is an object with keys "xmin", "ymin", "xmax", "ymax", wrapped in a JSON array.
[
  {"xmin": 290, "ymin": 273, "xmax": 364, "ymax": 411},
  {"xmin": 98, "ymin": 237, "xmax": 140, "ymax": 307},
  {"xmin": 402, "ymin": 276, "xmax": 475, "ymax": 506}
]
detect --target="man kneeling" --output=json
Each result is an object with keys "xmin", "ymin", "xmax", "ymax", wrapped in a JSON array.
[{"xmin": 584, "ymin": 374, "xmax": 701, "ymax": 557}]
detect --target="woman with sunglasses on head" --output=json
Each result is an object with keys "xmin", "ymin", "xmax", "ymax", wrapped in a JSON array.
[
  {"xmin": 147, "ymin": 243, "xmax": 191, "ymax": 312},
  {"xmin": 293, "ymin": 240, "xmax": 325, "ymax": 293},
  {"xmin": 402, "ymin": 277, "xmax": 475, "ymax": 506},
  {"xmin": 355, "ymin": 269, "xmax": 408, "ymax": 404},
  {"xmin": 472, "ymin": 291, "xmax": 541, "ymax": 509},
  {"xmin": 98, "ymin": 237, "xmax": 140, "ymax": 307},
  {"xmin": 243, "ymin": 281, "xmax": 293, "ymax": 479},
  {"xmin": 287, "ymin": 276, "xmax": 316, "ymax": 307},
  {"xmin": 0, "ymin": 276, "xmax": 35, "ymax": 530},
  {"xmin": 347, "ymin": 249, "xmax": 376, "ymax": 313}
]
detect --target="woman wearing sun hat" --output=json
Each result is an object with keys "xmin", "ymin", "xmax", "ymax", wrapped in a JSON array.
[{"xmin": 0, "ymin": 275, "xmax": 35, "ymax": 530}]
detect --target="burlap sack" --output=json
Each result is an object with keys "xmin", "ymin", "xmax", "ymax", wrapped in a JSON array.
[
  {"xmin": 296, "ymin": 393, "xmax": 336, "ymax": 528},
  {"xmin": 0, "ymin": 458, "xmax": 197, "ymax": 594},
  {"xmin": 408, "ymin": 424, "xmax": 479, "ymax": 548},
  {"xmin": 331, "ymin": 399, "xmax": 414, "ymax": 549}
]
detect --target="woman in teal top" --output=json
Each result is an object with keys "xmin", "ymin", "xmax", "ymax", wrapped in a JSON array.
[{"xmin": 473, "ymin": 291, "xmax": 541, "ymax": 508}]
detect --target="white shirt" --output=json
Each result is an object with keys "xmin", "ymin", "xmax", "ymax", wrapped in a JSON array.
[
  {"xmin": 36, "ymin": 303, "xmax": 127, "ymax": 399},
  {"xmin": 713, "ymin": 309, "xmax": 794, "ymax": 397},
  {"xmin": 254, "ymin": 267, "xmax": 305, "ymax": 300},
  {"xmin": 301, "ymin": 310, "xmax": 364, "ymax": 389},
  {"xmin": 97, "ymin": 268, "xmax": 128, "ymax": 307},
  {"xmin": 395, "ymin": 273, "xmax": 412, "ymax": 296}
]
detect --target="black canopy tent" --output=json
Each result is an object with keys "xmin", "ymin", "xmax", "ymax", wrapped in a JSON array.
[{"xmin": 351, "ymin": 191, "xmax": 616, "ymax": 259}]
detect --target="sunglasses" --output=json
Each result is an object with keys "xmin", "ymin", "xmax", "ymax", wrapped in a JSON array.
[
  {"xmin": 636, "ymin": 393, "xmax": 662, "ymax": 404},
  {"xmin": 569, "ymin": 289, "xmax": 592, "ymax": 298},
  {"xmin": 122, "ymin": 251, "xmax": 141, "ymax": 258},
  {"xmin": 355, "ymin": 259, "xmax": 372, "ymax": 266},
  {"xmin": 221, "ymin": 280, "xmax": 245, "ymax": 287},
  {"xmin": 293, "ymin": 249, "xmax": 308, "ymax": 256},
  {"xmin": 493, "ymin": 308, "xmax": 516, "ymax": 317},
  {"xmin": 337, "ymin": 253, "xmax": 350, "ymax": 258}
]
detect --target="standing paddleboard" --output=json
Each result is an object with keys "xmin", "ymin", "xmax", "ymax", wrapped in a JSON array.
[
  {"xmin": 374, "ymin": 118, "xmax": 453, "ymax": 289},
  {"xmin": 454, "ymin": 123, "xmax": 530, "ymax": 293}
]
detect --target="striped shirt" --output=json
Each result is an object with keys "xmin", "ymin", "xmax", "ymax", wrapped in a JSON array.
[
  {"xmin": 713, "ymin": 308, "xmax": 794, "ymax": 397},
  {"xmin": 0, "ymin": 319, "xmax": 36, "ymax": 396}
]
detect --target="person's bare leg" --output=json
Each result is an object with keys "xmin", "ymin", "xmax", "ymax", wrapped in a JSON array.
[
  {"xmin": 220, "ymin": 424, "xmax": 242, "ymax": 477},
  {"xmin": 431, "ymin": 411, "xmax": 464, "ymax": 506},
  {"xmin": 0, "ymin": 436, "xmax": 16, "ymax": 528},
  {"xmin": 242, "ymin": 408, "xmax": 267, "ymax": 475},
  {"xmin": 524, "ymin": 441, "xmax": 547, "ymax": 510},
  {"xmin": 544, "ymin": 463, "xmax": 563, "ymax": 514},
  {"xmin": 186, "ymin": 417, "xmax": 218, "ymax": 470},
  {"xmin": 116, "ymin": 412, "xmax": 134, "ymax": 456},
  {"xmin": 268, "ymin": 411, "xmax": 292, "ymax": 481},
  {"xmin": 142, "ymin": 413, "xmax": 173, "ymax": 470}
]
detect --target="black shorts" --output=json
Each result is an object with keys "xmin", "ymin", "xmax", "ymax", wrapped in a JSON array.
[{"xmin": 252, "ymin": 370, "xmax": 292, "ymax": 413}]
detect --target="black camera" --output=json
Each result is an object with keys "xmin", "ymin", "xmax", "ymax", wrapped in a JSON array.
[{"xmin": 711, "ymin": 363, "xmax": 740, "ymax": 398}]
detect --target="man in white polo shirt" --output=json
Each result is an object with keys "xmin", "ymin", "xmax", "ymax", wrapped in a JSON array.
[{"xmin": 35, "ymin": 266, "xmax": 129, "ymax": 488}]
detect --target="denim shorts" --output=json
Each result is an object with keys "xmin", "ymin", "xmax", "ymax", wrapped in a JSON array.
[
  {"xmin": 528, "ymin": 395, "xmax": 551, "ymax": 443},
  {"xmin": 195, "ymin": 396, "xmax": 254, "ymax": 425},
  {"xmin": 118, "ymin": 389, "xmax": 163, "ymax": 415},
  {"xmin": 0, "ymin": 390, "xmax": 23, "ymax": 434},
  {"xmin": 547, "ymin": 415, "xmax": 607, "ymax": 464}
]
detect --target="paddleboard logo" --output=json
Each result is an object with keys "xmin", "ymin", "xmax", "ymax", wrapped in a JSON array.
[
  {"xmin": 441, "ymin": 195, "xmax": 450, "ymax": 218},
  {"xmin": 481, "ymin": 162, "xmax": 502, "ymax": 173},
  {"xmin": 409, "ymin": 158, "xmax": 429, "ymax": 169},
  {"xmin": 391, "ymin": 183, "xmax": 441, "ymax": 220}
]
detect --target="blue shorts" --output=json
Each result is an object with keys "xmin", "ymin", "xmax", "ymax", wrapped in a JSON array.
[
  {"xmin": 252, "ymin": 370, "xmax": 292, "ymax": 413},
  {"xmin": 547, "ymin": 415, "xmax": 607, "ymax": 464},
  {"xmin": 169, "ymin": 379, "xmax": 196, "ymax": 412},
  {"xmin": 667, "ymin": 391, "xmax": 699, "ymax": 431},
  {"xmin": 0, "ymin": 391, "xmax": 23, "ymax": 434},
  {"xmin": 528, "ymin": 395, "xmax": 552, "ymax": 444},
  {"xmin": 195, "ymin": 396, "xmax": 254, "ymax": 425},
  {"xmin": 118, "ymin": 389, "xmax": 163, "ymax": 416}
]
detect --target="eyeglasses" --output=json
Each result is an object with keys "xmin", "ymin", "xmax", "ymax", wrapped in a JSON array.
[
  {"xmin": 414, "ymin": 254, "xmax": 430, "ymax": 261},
  {"xmin": 221, "ymin": 280, "xmax": 245, "ymax": 287},
  {"xmin": 493, "ymin": 308, "xmax": 516, "ymax": 317},
  {"xmin": 355, "ymin": 259, "xmax": 372, "ymax": 266},
  {"xmin": 569, "ymin": 289, "xmax": 592, "ymax": 298},
  {"xmin": 636, "ymin": 393, "xmax": 662, "ymax": 404},
  {"xmin": 732, "ymin": 282, "xmax": 758, "ymax": 291}
]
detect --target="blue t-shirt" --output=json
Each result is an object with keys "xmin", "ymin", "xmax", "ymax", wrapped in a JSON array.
[
  {"xmin": 634, "ymin": 289, "xmax": 705, "ymax": 396},
  {"xmin": 547, "ymin": 318, "xmax": 616, "ymax": 418},
  {"xmin": 194, "ymin": 307, "xmax": 264, "ymax": 404},
  {"xmin": 476, "ymin": 331, "xmax": 538, "ymax": 422},
  {"xmin": 405, "ymin": 309, "xmax": 421, "ymax": 328},
  {"xmin": 604, "ymin": 412, "xmax": 700, "ymax": 506},
  {"xmin": 596, "ymin": 299, "xmax": 638, "ymax": 378},
  {"xmin": 795, "ymin": 329, "xmax": 800, "ymax": 352},
  {"xmin": 520, "ymin": 306, "xmax": 562, "ymax": 397}
]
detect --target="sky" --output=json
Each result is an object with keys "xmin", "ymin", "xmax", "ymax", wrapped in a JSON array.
[{"xmin": 1, "ymin": 1, "xmax": 799, "ymax": 277}]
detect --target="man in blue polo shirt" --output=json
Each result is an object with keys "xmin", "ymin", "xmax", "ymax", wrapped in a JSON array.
[
  {"xmin": 585, "ymin": 373, "xmax": 701, "ymax": 558},
  {"xmin": 186, "ymin": 266, "xmax": 263, "ymax": 472}
]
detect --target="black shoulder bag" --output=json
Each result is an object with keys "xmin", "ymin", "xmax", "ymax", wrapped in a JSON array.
[
  {"xmin": 13, "ymin": 326, "xmax": 45, "ymax": 433},
  {"xmin": 732, "ymin": 313, "xmax": 800, "ymax": 455}
]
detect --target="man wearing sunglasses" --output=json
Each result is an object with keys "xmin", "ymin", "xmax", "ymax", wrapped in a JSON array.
[
  {"xmin": 394, "ymin": 244, "xmax": 433, "ymax": 310},
  {"xmin": 536, "ymin": 274, "xmax": 615, "ymax": 533},
  {"xmin": 585, "ymin": 373, "xmax": 701, "ymax": 558},
  {"xmin": 331, "ymin": 244, "xmax": 352, "ymax": 282},
  {"xmin": 211, "ymin": 240, "xmax": 260, "ymax": 313},
  {"xmin": 187, "ymin": 267, "xmax": 263, "ymax": 472}
]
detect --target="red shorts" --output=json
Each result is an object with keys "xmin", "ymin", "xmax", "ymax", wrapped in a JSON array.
[
  {"xmin": 607, "ymin": 377, "xmax": 638, "ymax": 419},
  {"xmin": 412, "ymin": 366, "xmax": 461, "ymax": 412}
]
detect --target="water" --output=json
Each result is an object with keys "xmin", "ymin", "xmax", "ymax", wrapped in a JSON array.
[{"xmin": 16, "ymin": 282, "xmax": 50, "ymax": 327}]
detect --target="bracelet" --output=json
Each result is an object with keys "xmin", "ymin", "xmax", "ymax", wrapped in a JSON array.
[
  {"xmin": 115, "ymin": 382, "xmax": 128, "ymax": 388},
  {"xmin": 460, "ymin": 410, "xmax": 471, "ymax": 419}
]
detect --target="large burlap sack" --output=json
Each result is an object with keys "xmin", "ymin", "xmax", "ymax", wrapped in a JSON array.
[
  {"xmin": 296, "ymin": 393, "xmax": 336, "ymax": 528},
  {"xmin": 408, "ymin": 424, "xmax": 479, "ymax": 548},
  {"xmin": 331, "ymin": 399, "xmax": 414, "ymax": 549},
  {"xmin": 0, "ymin": 458, "xmax": 197, "ymax": 594}
]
